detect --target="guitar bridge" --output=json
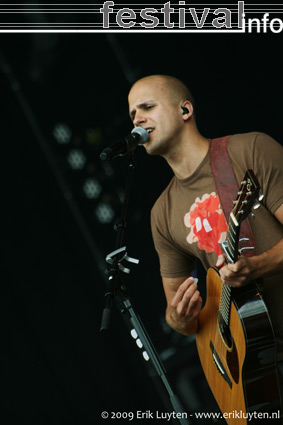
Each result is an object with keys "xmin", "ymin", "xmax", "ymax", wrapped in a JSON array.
[{"xmin": 210, "ymin": 341, "xmax": 232, "ymax": 389}]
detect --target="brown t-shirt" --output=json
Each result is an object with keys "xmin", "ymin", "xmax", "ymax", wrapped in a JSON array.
[{"xmin": 151, "ymin": 132, "xmax": 283, "ymax": 360}]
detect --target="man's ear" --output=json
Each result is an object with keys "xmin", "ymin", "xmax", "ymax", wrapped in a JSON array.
[{"xmin": 181, "ymin": 101, "xmax": 193, "ymax": 120}]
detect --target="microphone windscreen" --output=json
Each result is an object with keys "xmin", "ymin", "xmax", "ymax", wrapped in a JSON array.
[{"xmin": 131, "ymin": 127, "xmax": 149, "ymax": 145}]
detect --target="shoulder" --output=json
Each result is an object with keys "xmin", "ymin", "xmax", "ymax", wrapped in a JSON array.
[
  {"xmin": 226, "ymin": 132, "xmax": 283, "ymax": 213},
  {"xmin": 227, "ymin": 132, "xmax": 282, "ymax": 164},
  {"xmin": 228, "ymin": 131, "xmax": 281, "ymax": 151}
]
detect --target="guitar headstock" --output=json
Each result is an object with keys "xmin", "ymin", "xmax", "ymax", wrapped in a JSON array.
[{"xmin": 231, "ymin": 170, "xmax": 261, "ymax": 224}]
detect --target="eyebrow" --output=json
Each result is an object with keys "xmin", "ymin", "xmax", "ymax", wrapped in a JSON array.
[{"xmin": 129, "ymin": 100, "xmax": 155, "ymax": 120}]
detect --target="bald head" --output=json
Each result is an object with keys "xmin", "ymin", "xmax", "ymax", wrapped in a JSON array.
[
  {"xmin": 127, "ymin": 73, "xmax": 199, "ymax": 159},
  {"xmin": 129, "ymin": 74, "xmax": 195, "ymax": 108}
]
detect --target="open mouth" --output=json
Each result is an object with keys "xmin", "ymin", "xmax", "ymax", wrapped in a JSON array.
[{"xmin": 146, "ymin": 128, "xmax": 154, "ymax": 135}]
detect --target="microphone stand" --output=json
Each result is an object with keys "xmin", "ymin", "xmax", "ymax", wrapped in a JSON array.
[{"xmin": 100, "ymin": 153, "xmax": 191, "ymax": 425}]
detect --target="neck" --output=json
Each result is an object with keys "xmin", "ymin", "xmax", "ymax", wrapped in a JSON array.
[{"xmin": 164, "ymin": 129, "xmax": 210, "ymax": 179}]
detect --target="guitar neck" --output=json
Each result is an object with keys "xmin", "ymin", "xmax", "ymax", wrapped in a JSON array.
[
  {"xmin": 219, "ymin": 217, "xmax": 240, "ymax": 326},
  {"xmin": 222, "ymin": 170, "xmax": 260, "ymax": 265},
  {"xmin": 226, "ymin": 214, "xmax": 240, "ymax": 263},
  {"xmin": 218, "ymin": 169, "xmax": 261, "ymax": 328}
]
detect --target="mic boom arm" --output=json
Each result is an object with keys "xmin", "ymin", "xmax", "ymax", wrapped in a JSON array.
[{"xmin": 100, "ymin": 127, "xmax": 149, "ymax": 161}]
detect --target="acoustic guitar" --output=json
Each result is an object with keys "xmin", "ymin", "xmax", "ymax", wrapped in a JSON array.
[{"xmin": 196, "ymin": 170, "xmax": 282, "ymax": 424}]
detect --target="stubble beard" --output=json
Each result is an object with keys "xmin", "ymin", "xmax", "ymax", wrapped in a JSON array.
[
  {"xmin": 143, "ymin": 136, "xmax": 170, "ymax": 157},
  {"xmin": 143, "ymin": 127, "xmax": 178, "ymax": 157}
]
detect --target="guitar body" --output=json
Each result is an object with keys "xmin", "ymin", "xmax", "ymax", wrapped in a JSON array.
[{"xmin": 196, "ymin": 267, "xmax": 281, "ymax": 424}]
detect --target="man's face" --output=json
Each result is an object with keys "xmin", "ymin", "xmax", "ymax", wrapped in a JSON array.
[{"xmin": 128, "ymin": 78, "xmax": 184, "ymax": 156}]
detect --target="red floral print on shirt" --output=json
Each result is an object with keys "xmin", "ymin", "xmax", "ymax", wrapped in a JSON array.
[{"xmin": 184, "ymin": 192, "xmax": 228, "ymax": 255}]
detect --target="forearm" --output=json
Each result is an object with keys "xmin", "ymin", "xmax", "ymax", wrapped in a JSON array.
[
  {"xmin": 166, "ymin": 305, "xmax": 198, "ymax": 336},
  {"xmin": 220, "ymin": 238, "xmax": 283, "ymax": 286},
  {"xmin": 251, "ymin": 238, "xmax": 283, "ymax": 280}
]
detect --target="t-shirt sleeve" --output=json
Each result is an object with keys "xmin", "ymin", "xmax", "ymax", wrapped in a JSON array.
[
  {"xmin": 150, "ymin": 198, "xmax": 195, "ymax": 278},
  {"xmin": 252, "ymin": 133, "xmax": 283, "ymax": 214}
]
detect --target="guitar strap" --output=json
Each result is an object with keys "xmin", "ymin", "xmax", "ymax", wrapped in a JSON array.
[{"xmin": 209, "ymin": 136, "xmax": 257, "ymax": 257}]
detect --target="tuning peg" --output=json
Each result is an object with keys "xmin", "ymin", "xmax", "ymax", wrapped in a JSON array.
[
  {"xmin": 253, "ymin": 192, "xmax": 264, "ymax": 210},
  {"xmin": 258, "ymin": 193, "xmax": 264, "ymax": 201},
  {"xmin": 253, "ymin": 201, "xmax": 261, "ymax": 210},
  {"xmin": 239, "ymin": 246, "xmax": 255, "ymax": 254}
]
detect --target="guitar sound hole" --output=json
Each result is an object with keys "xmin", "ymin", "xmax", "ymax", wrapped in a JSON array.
[
  {"xmin": 217, "ymin": 313, "xmax": 240, "ymax": 383},
  {"xmin": 218, "ymin": 313, "xmax": 233, "ymax": 350}
]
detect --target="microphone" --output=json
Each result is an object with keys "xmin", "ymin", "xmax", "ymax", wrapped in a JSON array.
[{"xmin": 100, "ymin": 127, "xmax": 149, "ymax": 161}]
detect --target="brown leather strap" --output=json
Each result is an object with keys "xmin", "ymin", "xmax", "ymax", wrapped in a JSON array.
[{"xmin": 209, "ymin": 136, "xmax": 257, "ymax": 257}]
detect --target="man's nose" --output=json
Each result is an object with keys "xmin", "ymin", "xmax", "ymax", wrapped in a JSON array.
[{"xmin": 133, "ymin": 111, "xmax": 146, "ymax": 126}]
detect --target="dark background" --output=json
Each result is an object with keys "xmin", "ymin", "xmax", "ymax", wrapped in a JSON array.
[{"xmin": 1, "ymin": 27, "xmax": 283, "ymax": 425}]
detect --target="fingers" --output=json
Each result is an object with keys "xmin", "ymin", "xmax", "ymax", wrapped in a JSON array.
[
  {"xmin": 171, "ymin": 277, "xmax": 196, "ymax": 307},
  {"xmin": 219, "ymin": 257, "xmax": 254, "ymax": 287},
  {"xmin": 220, "ymin": 271, "xmax": 247, "ymax": 287},
  {"xmin": 215, "ymin": 254, "xmax": 226, "ymax": 269},
  {"xmin": 226, "ymin": 258, "xmax": 247, "ymax": 273},
  {"xmin": 186, "ymin": 290, "xmax": 203, "ymax": 319},
  {"xmin": 171, "ymin": 277, "xmax": 202, "ymax": 319}
]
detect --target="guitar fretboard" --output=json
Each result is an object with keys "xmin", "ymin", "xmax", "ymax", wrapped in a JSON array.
[
  {"xmin": 219, "ymin": 215, "xmax": 240, "ymax": 325},
  {"xmin": 219, "ymin": 284, "xmax": 231, "ymax": 326}
]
